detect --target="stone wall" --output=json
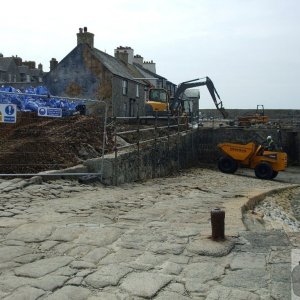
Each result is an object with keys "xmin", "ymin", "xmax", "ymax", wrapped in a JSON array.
[
  {"xmin": 83, "ymin": 126, "xmax": 299, "ymax": 185},
  {"xmin": 112, "ymin": 77, "xmax": 145, "ymax": 117},
  {"xmin": 197, "ymin": 127, "xmax": 300, "ymax": 165},
  {"xmin": 43, "ymin": 44, "xmax": 100, "ymax": 99},
  {"xmin": 84, "ymin": 131, "xmax": 199, "ymax": 185},
  {"xmin": 201, "ymin": 108, "xmax": 300, "ymax": 123}
]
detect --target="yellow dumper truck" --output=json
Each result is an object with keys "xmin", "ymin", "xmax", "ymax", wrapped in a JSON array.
[{"xmin": 217, "ymin": 142, "xmax": 287, "ymax": 180}]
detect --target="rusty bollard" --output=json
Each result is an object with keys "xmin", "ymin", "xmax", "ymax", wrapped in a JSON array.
[{"xmin": 211, "ymin": 208, "xmax": 225, "ymax": 240}]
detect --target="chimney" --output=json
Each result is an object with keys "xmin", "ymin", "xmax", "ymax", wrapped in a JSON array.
[
  {"xmin": 23, "ymin": 61, "xmax": 36, "ymax": 69},
  {"xmin": 77, "ymin": 27, "xmax": 94, "ymax": 48},
  {"xmin": 50, "ymin": 58, "xmax": 58, "ymax": 71},
  {"xmin": 143, "ymin": 60, "xmax": 156, "ymax": 74},
  {"xmin": 0, "ymin": 53, "xmax": 3, "ymax": 58},
  {"xmin": 133, "ymin": 54, "xmax": 143, "ymax": 65},
  {"xmin": 114, "ymin": 46, "xmax": 134, "ymax": 64},
  {"xmin": 38, "ymin": 63, "xmax": 43, "ymax": 71},
  {"xmin": 13, "ymin": 55, "xmax": 23, "ymax": 66},
  {"xmin": 115, "ymin": 50, "xmax": 129, "ymax": 65}
]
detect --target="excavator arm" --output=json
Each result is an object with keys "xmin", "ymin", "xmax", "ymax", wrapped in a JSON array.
[{"xmin": 170, "ymin": 77, "xmax": 228, "ymax": 119}]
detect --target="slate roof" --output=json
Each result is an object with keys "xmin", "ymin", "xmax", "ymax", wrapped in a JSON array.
[
  {"xmin": 166, "ymin": 80, "xmax": 176, "ymax": 87},
  {"xmin": 133, "ymin": 62, "xmax": 166, "ymax": 80},
  {"xmin": 125, "ymin": 63, "xmax": 150, "ymax": 86},
  {"xmin": 0, "ymin": 57, "xmax": 14, "ymax": 72},
  {"xmin": 46, "ymin": 44, "xmax": 156, "ymax": 86},
  {"xmin": 92, "ymin": 48, "xmax": 136, "ymax": 82}
]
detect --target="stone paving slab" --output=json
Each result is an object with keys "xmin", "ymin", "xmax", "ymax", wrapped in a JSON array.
[
  {"xmin": 44, "ymin": 286, "xmax": 91, "ymax": 300},
  {"xmin": 0, "ymin": 246, "xmax": 32, "ymax": 263},
  {"xmin": 85, "ymin": 264, "xmax": 132, "ymax": 288},
  {"xmin": 0, "ymin": 167, "xmax": 298, "ymax": 299},
  {"xmin": 14, "ymin": 256, "xmax": 73, "ymax": 278},
  {"xmin": 121, "ymin": 272, "xmax": 173, "ymax": 298},
  {"xmin": 3, "ymin": 286, "xmax": 45, "ymax": 300}
]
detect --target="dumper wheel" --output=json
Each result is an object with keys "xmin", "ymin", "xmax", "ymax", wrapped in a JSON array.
[
  {"xmin": 218, "ymin": 156, "xmax": 238, "ymax": 174},
  {"xmin": 254, "ymin": 162, "xmax": 273, "ymax": 180},
  {"xmin": 270, "ymin": 171, "xmax": 278, "ymax": 179}
]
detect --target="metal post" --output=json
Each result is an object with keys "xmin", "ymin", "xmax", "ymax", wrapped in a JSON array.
[
  {"xmin": 100, "ymin": 101, "xmax": 108, "ymax": 182},
  {"xmin": 211, "ymin": 208, "xmax": 225, "ymax": 240},
  {"xmin": 137, "ymin": 115, "xmax": 140, "ymax": 181},
  {"xmin": 167, "ymin": 115, "xmax": 170, "ymax": 170},
  {"xmin": 177, "ymin": 112, "xmax": 180, "ymax": 170},
  {"xmin": 197, "ymin": 119, "xmax": 200, "ymax": 160},
  {"xmin": 153, "ymin": 112, "xmax": 158, "ymax": 178},
  {"xmin": 185, "ymin": 115, "xmax": 188, "ymax": 166},
  {"xmin": 191, "ymin": 115, "xmax": 194, "ymax": 163},
  {"xmin": 113, "ymin": 116, "xmax": 118, "ymax": 186}
]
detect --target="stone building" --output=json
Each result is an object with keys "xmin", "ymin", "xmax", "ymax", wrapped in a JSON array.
[
  {"xmin": 0, "ymin": 53, "xmax": 44, "ymax": 87},
  {"xmin": 0, "ymin": 56, "xmax": 20, "ymax": 83},
  {"xmin": 43, "ymin": 28, "xmax": 148, "ymax": 117},
  {"xmin": 185, "ymin": 89, "xmax": 200, "ymax": 118},
  {"xmin": 132, "ymin": 55, "xmax": 176, "ymax": 97}
]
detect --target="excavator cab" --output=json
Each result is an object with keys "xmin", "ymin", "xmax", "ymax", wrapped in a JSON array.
[
  {"xmin": 169, "ymin": 94, "xmax": 191, "ymax": 116},
  {"xmin": 145, "ymin": 88, "xmax": 170, "ymax": 115}
]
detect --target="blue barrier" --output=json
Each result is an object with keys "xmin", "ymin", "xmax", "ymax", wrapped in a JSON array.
[{"xmin": 0, "ymin": 86, "xmax": 85, "ymax": 116}]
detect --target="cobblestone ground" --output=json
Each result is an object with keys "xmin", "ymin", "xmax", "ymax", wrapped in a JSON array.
[{"xmin": 0, "ymin": 168, "xmax": 299, "ymax": 299}]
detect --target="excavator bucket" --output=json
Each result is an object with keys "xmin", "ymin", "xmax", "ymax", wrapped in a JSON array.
[{"xmin": 219, "ymin": 107, "xmax": 229, "ymax": 119}]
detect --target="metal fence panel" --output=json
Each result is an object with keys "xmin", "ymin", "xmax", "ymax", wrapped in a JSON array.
[{"xmin": 0, "ymin": 100, "xmax": 107, "ymax": 178}]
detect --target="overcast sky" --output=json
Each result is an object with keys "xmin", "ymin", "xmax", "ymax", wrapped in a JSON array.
[{"xmin": 2, "ymin": 0, "xmax": 299, "ymax": 109}]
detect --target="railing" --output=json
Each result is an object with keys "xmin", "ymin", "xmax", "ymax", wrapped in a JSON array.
[{"xmin": 109, "ymin": 114, "xmax": 202, "ymax": 185}]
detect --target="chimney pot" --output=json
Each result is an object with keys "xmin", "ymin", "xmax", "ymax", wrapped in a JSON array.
[{"xmin": 77, "ymin": 27, "xmax": 94, "ymax": 48}]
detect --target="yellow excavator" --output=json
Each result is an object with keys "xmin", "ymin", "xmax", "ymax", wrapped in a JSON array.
[
  {"xmin": 145, "ymin": 88, "xmax": 170, "ymax": 114},
  {"xmin": 145, "ymin": 77, "xmax": 228, "ymax": 119}
]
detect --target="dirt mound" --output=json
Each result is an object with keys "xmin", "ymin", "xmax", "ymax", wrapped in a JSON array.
[{"xmin": 0, "ymin": 112, "xmax": 114, "ymax": 174}]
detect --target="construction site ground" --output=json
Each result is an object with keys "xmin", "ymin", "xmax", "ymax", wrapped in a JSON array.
[
  {"xmin": 1, "ymin": 112, "xmax": 300, "ymax": 299},
  {"xmin": 0, "ymin": 113, "xmax": 118, "ymax": 174},
  {"xmin": 0, "ymin": 112, "xmax": 185, "ymax": 174},
  {"xmin": 0, "ymin": 166, "xmax": 299, "ymax": 299}
]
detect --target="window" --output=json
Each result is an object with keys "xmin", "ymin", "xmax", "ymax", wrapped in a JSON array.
[
  {"xmin": 136, "ymin": 84, "xmax": 139, "ymax": 98},
  {"xmin": 156, "ymin": 79, "xmax": 164, "ymax": 88},
  {"xmin": 123, "ymin": 102, "xmax": 127, "ymax": 116},
  {"xmin": 122, "ymin": 80, "xmax": 128, "ymax": 95},
  {"xmin": 149, "ymin": 89, "xmax": 168, "ymax": 103},
  {"xmin": 129, "ymin": 98, "xmax": 135, "ymax": 117}
]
